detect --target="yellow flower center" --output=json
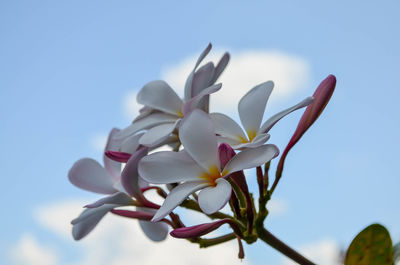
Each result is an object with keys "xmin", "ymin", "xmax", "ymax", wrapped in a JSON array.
[
  {"xmin": 200, "ymin": 165, "xmax": 223, "ymax": 186},
  {"xmin": 247, "ymin": 130, "xmax": 257, "ymax": 141},
  {"xmin": 238, "ymin": 129, "xmax": 257, "ymax": 143},
  {"xmin": 176, "ymin": 110, "xmax": 184, "ymax": 118}
]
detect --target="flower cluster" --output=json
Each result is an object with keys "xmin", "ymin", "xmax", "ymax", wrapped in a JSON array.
[{"xmin": 68, "ymin": 43, "xmax": 336, "ymax": 259}]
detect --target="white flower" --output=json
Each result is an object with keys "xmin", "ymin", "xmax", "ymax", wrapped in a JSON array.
[
  {"xmin": 138, "ymin": 110, "xmax": 279, "ymax": 222},
  {"xmin": 115, "ymin": 44, "xmax": 230, "ymax": 147},
  {"xmin": 68, "ymin": 129, "xmax": 168, "ymax": 241},
  {"xmin": 210, "ymin": 81, "xmax": 314, "ymax": 149}
]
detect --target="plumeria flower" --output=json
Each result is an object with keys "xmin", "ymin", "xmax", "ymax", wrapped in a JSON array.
[
  {"xmin": 68, "ymin": 129, "xmax": 168, "ymax": 241},
  {"xmin": 276, "ymin": 75, "xmax": 336, "ymax": 178},
  {"xmin": 115, "ymin": 43, "xmax": 230, "ymax": 147},
  {"xmin": 138, "ymin": 109, "xmax": 279, "ymax": 222},
  {"xmin": 210, "ymin": 81, "xmax": 314, "ymax": 149}
]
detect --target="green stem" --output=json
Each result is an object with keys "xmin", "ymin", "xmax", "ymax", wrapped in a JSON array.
[
  {"xmin": 263, "ymin": 162, "xmax": 270, "ymax": 191},
  {"xmin": 199, "ymin": 233, "xmax": 237, "ymax": 248},
  {"xmin": 256, "ymin": 166, "xmax": 264, "ymax": 198},
  {"xmin": 258, "ymin": 228, "xmax": 316, "ymax": 265}
]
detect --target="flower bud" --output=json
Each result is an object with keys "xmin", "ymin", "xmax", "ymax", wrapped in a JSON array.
[
  {"xmin": 170, "ymin": 218, "xmax": 241, "ymax": 238},
  {"xmin": 276, "ymin": 75, "xmax": 336, "ymax": 178}
]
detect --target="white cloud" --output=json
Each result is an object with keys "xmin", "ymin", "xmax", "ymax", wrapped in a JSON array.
[
  {"xmin": 281, "ymin": 238, "xmax": 342, "ymax": 265},
  {"xmin": 90, "ymin": 133, "xmax": 107, "ymax": 152},
  {"xmin": 123, "ymin": 90, "xmax": 141, "ymax": 119},
  {"xmin": 162, "ymin": 48, "xmax": 311, "ymax": 114},
  {"xmin": 122, "ymin": 48, "xmax": 310, "ymax": 118},
  {"xmin": 12, "ymin": 199, "xmax": 251, "ymax": 265},
  {"xmin": 10, "ymin": 234, "xmax": 58, "ymax": 265},
  {"xmin": 267, "ymin": 198, "xmax": 289, "ymax": 217},
  {"xmin": 35, "ymin": 200, "xmax": 85, "ymax": 239}
]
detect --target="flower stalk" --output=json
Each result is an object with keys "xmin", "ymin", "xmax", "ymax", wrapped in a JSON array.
[{"xmin": 66, "ymin": 44, "xmax": 335, "ymax": 264}]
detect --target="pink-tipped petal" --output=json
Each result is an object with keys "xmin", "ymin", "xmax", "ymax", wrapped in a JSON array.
[
  {"xmin": 210, "ymin": 112, "xmax": 246, "ymax": 142},
  {"xmin": 103, "ymin": 128, "xmax": 122, "ymax": 180},
  {"xmin": 191, "ymin": 62, "xmax": 215, "ymax": 97},
  {"xmin": 119, "ymin": 133, "xmax": 143, "ymax": 154},
  {"xmin": 276, "ymin": 75, "xmax": 336, "ymax": 177},
  {"xmin": 179, "ymin": 110, "xmax": 220, "ymax": 171},
  {"xmin": 137, "ymin": 207, "xmax": 168, "ymax": 241},
  {"xmin": 71, "ymin": 204, "xmax": 116, "ymax": 240},
  {"xmin": 120, "ymin": 147, "xmax": 148, "ymax": 201},
  {"xmin": 184, "ymin": 43, "xmax": 212, "ymax": 100},
  {"xmin": 182, "ymin": 83, "xmax": 222, "ymax": 115},
  {"xmin": 152, "ymin": 181, "xmax": 208, "ymax": 222},
  {"xmin": 238, "ymin": 81, "xmax": 274, "ymax": 134},
  {"xmin": 137, "ymin": 80, "xmax": 183, "ymax": 116},
  {"xmin": 85, "ymin": 192, "xmax": 134, "ymax": 208},
  {"xmin": 231, "ymin": 133, "xmax": 270, "ymax": 150},
  {"xmin": 210, "ymin": 52, "xmax": 230, "ymax": 84},
  {"xmin": 68, "ymin": 158, "xmax": 116, "ymax": 194},
  {"xmin": 132, "ymin": 106, "xmax": 156, "ymax": 122},
  {"xmin": 259, "ymin": 96, "xmax": 314, "ymax": 134},
  {"xmin": 223, "ymin": 144, "xmax": 279, "ymax": 174},
  {"xmin": 198, "ymin": 178, "xmax": 232, "ymax": 214},
  {"xmin": 170, "ymin": 219, "xmax": 231, "ymax": 238},
  {"xmin": 105, "ymin": 151, "xmax": 132, "ymax": 163},
  {"xmin": 139, "ymin": 220, "xmax": 169, "ymax": 242},
  {"xmin": 139, "ymin": 121, "xmax": 179, "ymax": 147},
  {"xmin": 216, "ymin": 136, "xmax": 242, "ymax": 147},
  {"xmin": 138, "ymin": 150, "xmax": 204, "ymax": 184},
  {"xmin": 115, "ymin": 113, "xmax": 178, "ymax": 140}
]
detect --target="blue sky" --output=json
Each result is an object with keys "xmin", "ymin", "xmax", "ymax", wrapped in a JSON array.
[{"xmin": 1, "ymin": 1, "xmax": 399, "ymax": 264}]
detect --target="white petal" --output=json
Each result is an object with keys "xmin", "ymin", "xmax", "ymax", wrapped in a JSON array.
[
  {"xmin": 119, "ymin": 133, "xmax": 144, "ymax": 154},
  {"xmin": 68, "ymin": 158, "xmax": 116, "ymax": 194},
  {"xmin": 152, "ymin": 181, "xmax": 208, "ymax": 221},
  {"xmin": 179, "ymin": 110, "xmax": 220, "ymax": 171},
  {"xmin": 121, "ymin": 147, "xmax": 148, "ymax": 199},
  {"xmin": 184, "ymin": 43, "xmax": 212, "ymax": 100},
  {"xmin": 139, "ymin": 121, "xmax": 178, "ymax": 147},
  {"xmin": 137, "ymin": 207, "xmax": 168, "ymax": 241},
  {"xmin": 190, "ymin": 63, "xmax": 215, "ymax": 111},
  {"xmin": 182, "ymin": 83, "xmax": 221, "ymax": 115},
  {"xmin": 190, "ymin": 62, "xmax": 215, "ymax": 98},
  {"xmin": 223, "ymin": 144, "xmax": 279, "ymax": 174},
  {"xmin": 210, "ymin": 113, "xmax": 246, "ymax": 141},
  {"xmin": 103, "ymin": 128, "xmax": 122, "ymax": 180},
  {"xmin": 133, "ymin": 106, "xmax": 156, "ymax": 122},
  {"xmin": 112, "ymin": 179, "xmax": 127, "ymax": 193},
  {"xmin": 259, "ymin": 96, "xmax": 314, "ymax": 134},
  {"xmin": 138, "ymin": 150, "xmax": 204, "ymax": 184},
  {"xmin": 71, "ymin": 204, "xmax": 116, "ymax": 240},
  {"xmin": 137, "ymin": 80, "xmax": 183, "ymax": 116},
  {"xmin": 210, "ymin": 52, "xmax": 230, "ymax": 84},
  {"xmin": 198, "ymin": 178, "xmax": 232, "ymax": 214},
  {"xmin": 85, "ymin": 192, "xmax": 133, "ymax": 208},
  {"xmin": 115, "ymin": 113, "xmax": 178, "ymax": 140},
  {"xmin": 238, "ymin": 81, "xmax": 274, "ymax": 135},
  {"xmin": 139, "ymin": 221, "xmax": 169, "ymax": 242},
  {"xmin": 216, "ymin": 136, "xmax": 241, "ymax": 147},
  {"xmin": 231, "ymin": 133, "xmax": 270, "ymax": 150}
]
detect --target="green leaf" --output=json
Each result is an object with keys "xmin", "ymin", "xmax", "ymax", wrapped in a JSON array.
[{"xmin": 345, "ymin": 223, "xmax": 393, "ymax": 265}]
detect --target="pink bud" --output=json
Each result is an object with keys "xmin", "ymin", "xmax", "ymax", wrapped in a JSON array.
[
  {"xmin": 218, "ymin": 143, "xmax": 236, "ymax": 168},
  {"xmin": 105, "ymin": 151, "xmax": 132, "ymax": 163},
  {"xmin": 111, "ymin": 209, "xmax": 154, "ymax": 221},
  {"xmin": 276, "ymin": 75, "xmax": 336, "ymax": 178},
  {"xmin": 170, "ymin": 218, "xmax": 240, "ymax": 238},
  {"xmin": 112, "ymin": 209, "xmax": 173, "ymax": 227},
  {"xmin": 218, "ymin": 143, "xmax": 253, "ymax": 228}
]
